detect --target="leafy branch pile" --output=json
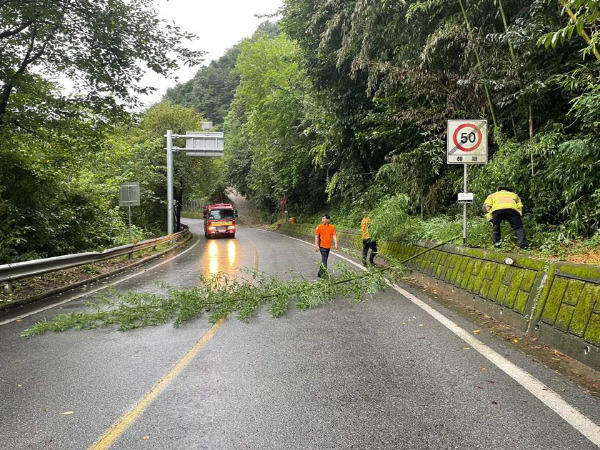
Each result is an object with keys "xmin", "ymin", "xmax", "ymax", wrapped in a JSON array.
[{"xmin": 21, "ymin": 264, "xmax": 403, "ymax": 338}]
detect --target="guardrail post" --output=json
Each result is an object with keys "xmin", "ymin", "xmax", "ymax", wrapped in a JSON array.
[{"xmin": 0, "ymin": 231, "xmax": 187, "ymax": 285}]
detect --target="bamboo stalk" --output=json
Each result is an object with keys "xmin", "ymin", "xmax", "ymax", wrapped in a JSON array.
[
  {"xmin": 511, "ymin": 113, "xmax": 517, "ymax": 138},
  {"xmin": 420, "ymin": 186, "xmax": 424, "ymax": 220},
  {"xmin": 529, "ymin": 104, "xmax": 535, "ymax": 176},
  {"xmin": 560, "ymin": 0, "xmax": 600, "ymax": 61},
  {"xmin": 499, "ymin": 0, "xmax": 535, "ymax": 171},
  {"xmin": 497, "ymin": 0, "xmax": 517, "ymax": 65},
  {"xmin": 457, "ymin": 0, "xmax": 499, "ymax": 131}
]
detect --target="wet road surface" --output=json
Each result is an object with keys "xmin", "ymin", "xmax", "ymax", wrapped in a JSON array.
[{"xmin": 0, "ymin": 219, "xmax": 599, "ymax": 449}]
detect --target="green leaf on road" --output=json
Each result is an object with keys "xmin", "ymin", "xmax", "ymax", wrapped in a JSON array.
[{"xmin": 21, "ymin": 263, "xmax": 404, "ymax": 337}]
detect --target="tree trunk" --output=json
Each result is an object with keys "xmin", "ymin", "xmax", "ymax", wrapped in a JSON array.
[
  {"xmin": 529, "ymin": 104, "xmax": 535, "ymax": 176},
  {"xmin": 175, "ymin": 188, "xmax": 183, "ymax": 232},
  {"xmin": 420, "ymin": 186, "xmax": 424, "ymax": 220},
  {"xmin": 457, "ymin": 0, "xmax": 498, "ymax": 131},
  {"xmin": 0, "ymin": 83, "xmax": 14, "ymax": 125}
]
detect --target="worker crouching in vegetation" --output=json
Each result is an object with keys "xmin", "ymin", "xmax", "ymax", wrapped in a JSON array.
[{"xmin": 484, "ymin": 187, "xmax": 528, "ymax": 249}]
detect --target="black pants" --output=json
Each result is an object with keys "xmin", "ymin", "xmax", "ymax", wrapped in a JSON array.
[
  {"xmin": 362, "ymin": 239, "xmax": 378, "ymax": 265},
  {"xmin": 492, "ymin": 209, "xmax": 528, "ymax": 248},
  {"xmin": 318, "ymin": 247, "xmax": 330, "ymax": 276}
]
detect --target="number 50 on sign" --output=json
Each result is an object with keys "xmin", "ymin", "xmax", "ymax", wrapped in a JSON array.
[{"xmin": 447, "ymin": 120, "xmax": 488, "ymax": 164}]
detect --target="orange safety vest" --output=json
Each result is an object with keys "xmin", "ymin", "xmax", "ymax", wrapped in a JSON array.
[{"xmin": 484, "ymin": 190, "xmax": 523, "ymax": 220}]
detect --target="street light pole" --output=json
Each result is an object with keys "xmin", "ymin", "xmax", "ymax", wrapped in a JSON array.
[
  {"xmin": 165, "ymin": 128, "xmax": 224, "ymax": 236},
  {"xmin": 167, "ymin": 129, "xmax": 174, "ymax": 235}
]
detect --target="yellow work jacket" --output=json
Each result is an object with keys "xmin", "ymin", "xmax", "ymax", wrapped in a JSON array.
[
  {"xmin": 484, "ymin": 190, "xmax": 523, "ymax": 220},
  {"xmin": 361, "ymin": 216, "xmax": 370, "ymax": 239}
]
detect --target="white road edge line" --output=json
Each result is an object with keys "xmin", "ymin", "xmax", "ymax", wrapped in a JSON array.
[
  {"xmin": 278, "ymin": 232, "xmax": 600, "ymax": 447},
  {"xmin": 0, "ymin": 239, "xmax": 201, "ymax": 327}
]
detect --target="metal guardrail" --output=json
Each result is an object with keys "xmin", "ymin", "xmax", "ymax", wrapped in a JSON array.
[{"xmin": 0, "ymin": 228, "xmax": 190, "ymax": 290}]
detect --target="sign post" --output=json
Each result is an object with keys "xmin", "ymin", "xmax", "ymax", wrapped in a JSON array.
[
  {"xmin": 447, "ymin": 120, "xmax": 488, "ymax": 245},
  {"xmin": 119, "ymin": 182, "xmax": 140, "ymax": 244},
  {"xmin": 166, "ymin": 130, "xmax": 174, "ymax": 235},
  {"xmin": 165, "ymin": 130, "xmax": 224, "ymax": 235}
]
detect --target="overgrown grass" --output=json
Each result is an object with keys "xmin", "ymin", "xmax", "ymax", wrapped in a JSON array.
[
  {"xmin": 393, "ymin": 215, "xmax": 600, "ymax": 258},
  {"xmin": 289, "ymin": 196, "xmax": 600, "ymax": 259},
  {"xmin": 181, "ymin": 210, "xmax": 204, "ymax": 219},
  {"xmin": 21, "ymin": 263, "xmax": 405, "ymax": 337}
]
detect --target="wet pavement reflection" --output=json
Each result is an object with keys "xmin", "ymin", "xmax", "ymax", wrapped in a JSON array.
[{"xmin": 201, "ymin": 237, "xmax": 240, "ymax": 278}]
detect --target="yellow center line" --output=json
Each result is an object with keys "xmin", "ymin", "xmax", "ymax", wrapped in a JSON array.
[
  {"xmin": 88, "ymin": 318, "xmax": 225, "ymax": 450},
  {"xmin": 90, "ymin": 233, "xmax": 260, "ymax": 449}
]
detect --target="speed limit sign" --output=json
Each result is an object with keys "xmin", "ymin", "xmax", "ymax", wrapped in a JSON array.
[{"xmin": 447, "ymin": 120, "xmax": 488, "ymax": 164}]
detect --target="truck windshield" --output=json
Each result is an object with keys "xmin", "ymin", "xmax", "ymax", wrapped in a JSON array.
[{"xmin": 208, "ymin": 209, "xmax": 234, "ymax": 220}]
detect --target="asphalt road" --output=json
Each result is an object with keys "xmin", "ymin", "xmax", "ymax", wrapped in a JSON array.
[{"xmin": 0, "ymin": 219, "xmax": 599, "ymax": 449}]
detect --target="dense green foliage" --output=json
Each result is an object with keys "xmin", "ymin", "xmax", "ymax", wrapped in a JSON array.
[
  {"xmin": 0, "ymin": 101, "xmax": 222, "ymax": 263},
  {"xmin": 220, "ymin": 1, "xmax": 600, "ymax": 244},
  {"xmin": 164, "ymin": 21, "xmax": 280, "ymax": 125},
  {"xmin": 92, "ymin": 102, "xmax": 226, "ymax": 235},
  {"xmin": 224, "ymin": 34, "xmax": 329, "ymax": 212},
  {"xmin": 164, "ymin": 45, "xmax": 241, "ymax": 126},
  {"xmin": 0, "ymin": 2, "xmax": 222, "ymax": 263},
  {"xmin": 2, "ymin": 1, "xmax": 599, "ymax": 263},
  {"xmin": 0, "ymin": 131, "xmax": 124, "ymax": 262},
  {"xmin": 0, "ymin": 0, "xmax": 202, "ymax": 129}
]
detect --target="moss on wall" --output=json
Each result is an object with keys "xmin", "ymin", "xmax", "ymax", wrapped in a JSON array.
[{"xmin": 541, "ymin": 277, "xmax": 569, "ymax": 325}]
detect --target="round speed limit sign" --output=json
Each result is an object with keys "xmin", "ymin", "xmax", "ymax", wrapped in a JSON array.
[{"xmin": 447, "ymin": 120, "xmax": 488, "ymax": 164}]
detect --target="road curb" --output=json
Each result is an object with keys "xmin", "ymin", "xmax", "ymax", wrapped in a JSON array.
[{"xmin": 0, "ymin": 233, "xmax": 193, "ymax": 313}]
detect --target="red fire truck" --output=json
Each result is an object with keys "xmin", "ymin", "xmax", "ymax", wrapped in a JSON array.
[{"xmin": 203, "ymin": 203, "xmax": 237, "ymax": 238}]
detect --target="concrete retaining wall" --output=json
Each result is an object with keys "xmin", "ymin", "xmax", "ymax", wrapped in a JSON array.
[{"xmin": 282, "ymin": 223, "xmax": 600, "ymax": 370}]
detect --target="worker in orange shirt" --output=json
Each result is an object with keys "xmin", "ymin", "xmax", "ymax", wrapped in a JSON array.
[{"xmin": 315, "ymin": 214, "xmax": 338, "ymax": 277}]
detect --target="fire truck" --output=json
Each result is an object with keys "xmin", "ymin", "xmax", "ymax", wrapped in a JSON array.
[{"xmin": 203, "ymin": 203, "xmax": 237, "ymax": 238}]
